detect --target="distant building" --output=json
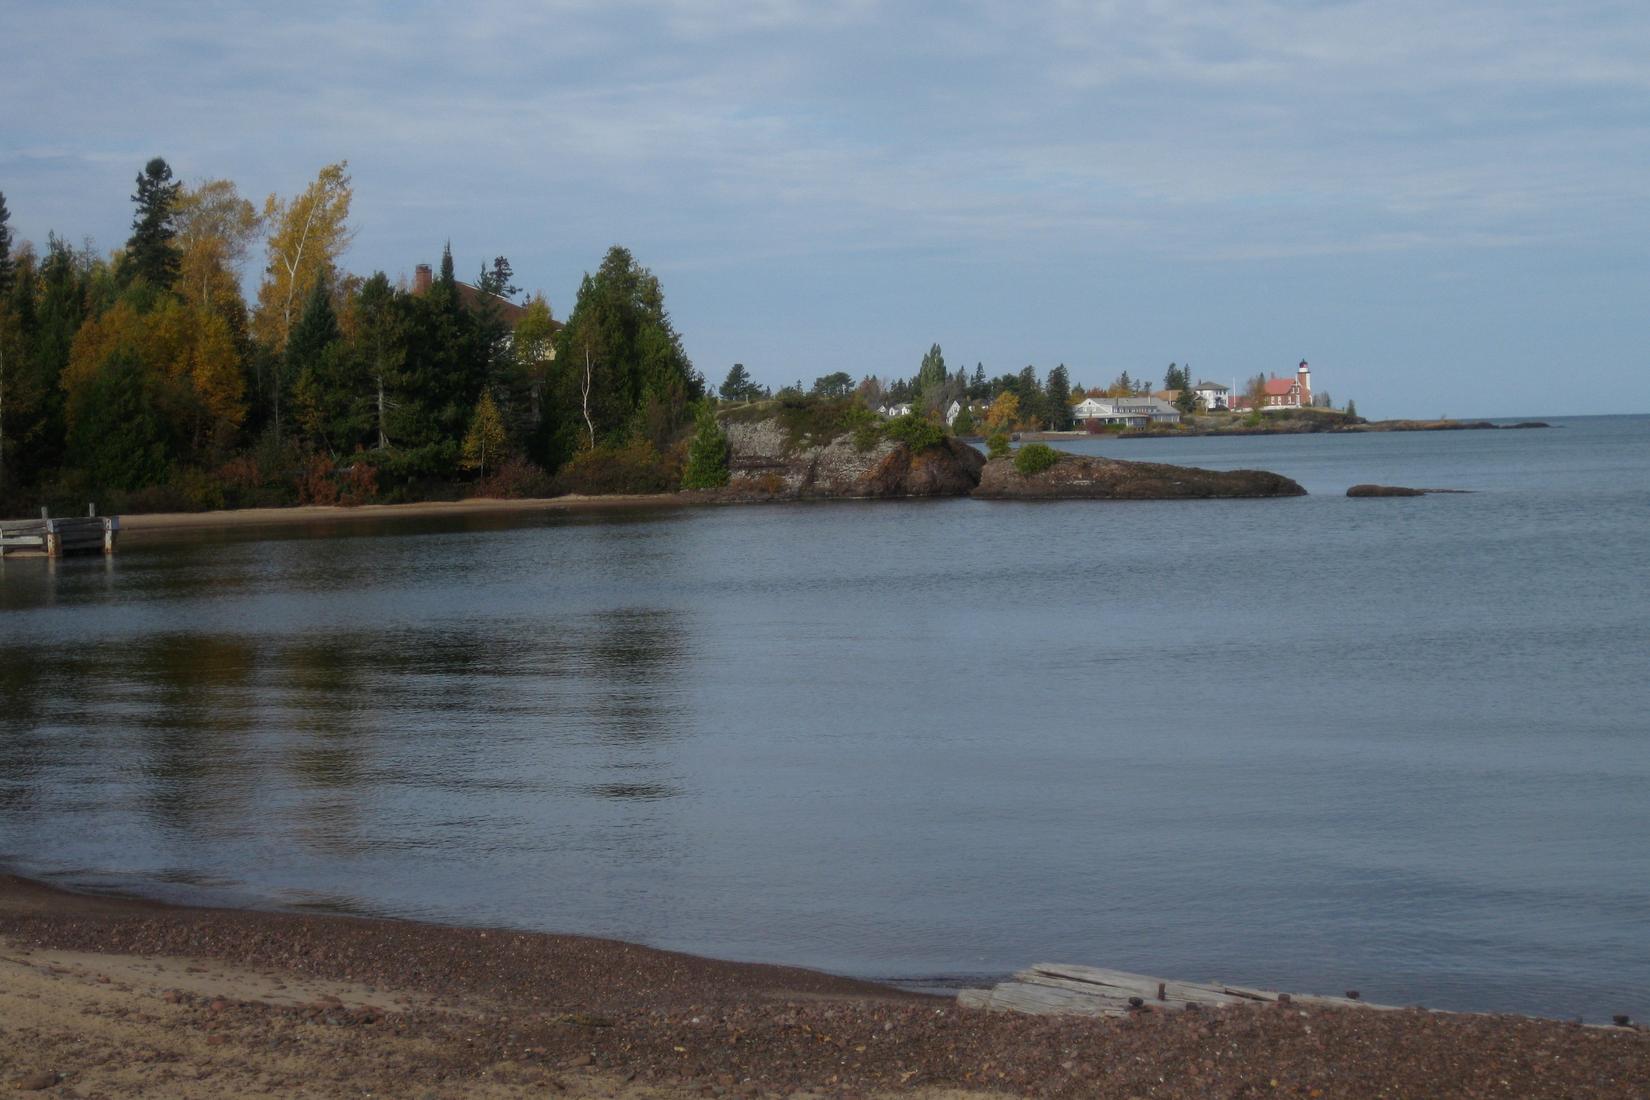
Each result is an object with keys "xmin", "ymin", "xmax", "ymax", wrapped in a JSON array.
[
  {"xmin": 1192, "ymin": 381, "xmax": 1229, "ymax": 410},
  {"xmin": 1073, "ymin": 396, "xmax": 1182, "ymax": 428},
  {"xmin": 1259, "ymin": 361, "xmax": 1312, "ymax": 410}
]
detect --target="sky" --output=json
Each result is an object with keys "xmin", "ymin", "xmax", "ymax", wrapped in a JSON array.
[{"xmin": 4, "ymin": 1, "xmax": 1647, "ymax": 418}]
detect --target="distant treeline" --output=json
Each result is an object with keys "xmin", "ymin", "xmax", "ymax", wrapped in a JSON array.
[{"xmin": 0, "ymin": 159, "xmax": 705, "ymax": 513}]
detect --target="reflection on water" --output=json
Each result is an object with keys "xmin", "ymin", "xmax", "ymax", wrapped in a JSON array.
[{"xmin": 3, "ymin": 419, "xmax": 1649, "ymax": 1021}]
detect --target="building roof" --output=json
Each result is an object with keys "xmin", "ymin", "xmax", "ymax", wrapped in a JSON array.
[
  {"xmin": 1194, "ymin": 381, "xmax": 1229, "ymax": 391},
  {"xmin": 1263, "ymin": 378, "xmax": 1299, "ymax": 396},
  {"xmin": 455, "ymin": 282, "xmax": 533, "ymax": 326}
]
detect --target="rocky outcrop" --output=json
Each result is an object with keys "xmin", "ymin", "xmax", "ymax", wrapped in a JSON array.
[
  {"xmin": 974, "ymin": 453, "xmax": 1306, "ymax": 500},
  {"xmin": 1346, "ymin": 484, "xmax": 1472, "ymax": 497},
  {"xmin": 720, "ymin": 415, "xmax": 984, "ymax": 500}
]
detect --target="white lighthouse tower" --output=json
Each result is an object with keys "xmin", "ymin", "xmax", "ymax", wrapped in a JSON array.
[{"xmin": 1297, "ymin": 360, "xmax": 1312, "ymax": 407}]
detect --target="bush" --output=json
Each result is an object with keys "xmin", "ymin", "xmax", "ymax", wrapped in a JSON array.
[
  {"xmin": 554, "ymin": 438, "xmax": 681, "ymax": 496},
  {"xmin": 473, "ymin": 456, "xmax": 555, "ymax": 499},
  {"xmin": 1013, "ymin": 442, "xmax": 1061, "ymax": 475},
  {"xmin": 884, "ymin": 411, "xmax": 946, "ymax": 452},
  {"xmin": 987, "ymin": 432, "xmax": 1011, "ymax": 459}
]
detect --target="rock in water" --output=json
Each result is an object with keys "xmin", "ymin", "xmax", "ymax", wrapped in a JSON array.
[
  {"xmin": 973, "ymin": 453, "xmax": 1306, "ymax": 500},
  {"xmin": 1347, "ymin": 484, "xmax": 1427, "ymax": 497}
]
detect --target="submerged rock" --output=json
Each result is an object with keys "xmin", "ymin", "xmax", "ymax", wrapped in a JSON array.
[
  {"xmin": 1346, "ymin": 484, "xmax": 1472, "ymax": 497},
  {"xmin": 974, "ymin": 453, "xmax": 1306, "ymax": 500}
]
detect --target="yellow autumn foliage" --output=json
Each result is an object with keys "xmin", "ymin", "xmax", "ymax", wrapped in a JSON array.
[{"xmin": 64, "ymin": 298, "xmax": 246, "ymax": 447}]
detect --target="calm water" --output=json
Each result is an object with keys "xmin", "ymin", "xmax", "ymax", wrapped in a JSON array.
[{"xmin": 3, "ymin": 416, "xmax": 1647, "ymax": 1020}]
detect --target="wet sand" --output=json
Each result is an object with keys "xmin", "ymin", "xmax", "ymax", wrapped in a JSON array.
[{"xmin": 2, "ymin": 875, "xmax": 1645, "ymax": 1098}]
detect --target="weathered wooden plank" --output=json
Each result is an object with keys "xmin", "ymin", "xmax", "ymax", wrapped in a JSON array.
[
  {"xmin": 968, "ymin": 980, "xmax": 1133, "ymax": 1017},
  {"xmin": 1024, "ymin": 963, "xmax": 1249, "ymax": 1006},
  {"xmin": 961, "ymin": 963, "xmax": 1426, "ymax": 1021}
]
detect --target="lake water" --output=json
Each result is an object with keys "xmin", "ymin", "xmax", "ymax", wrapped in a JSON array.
[{"xmin": 2, "ymin": 415, "xmax": 1647, "ymax": 1021}]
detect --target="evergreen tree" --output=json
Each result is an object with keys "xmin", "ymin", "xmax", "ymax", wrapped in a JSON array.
[
  {"xmin": 392, "ymin": 242, "xmax": 486, "ymax": 454},
  {"xmin": 720, "ymin": 362, "xmax": 759, "ymax": 402},
  {"xmin": 1045, "ymin": 364, "xmax": 1073, "ymax": 430},
  {"xmin": 681, "ymin": 399, "xmax": 730, "ymax": 489},
  {"xmin": 970, "ymin": 362, "xmax": 987, "ymax": 398},
  {"xmin": 123, "ymin": 157, "xmax": 183, "ymax": 290},
  {"xmin": 475, "ymin": 256, "xmax": 519, "ymax": 300},
  {"xmin": 0, "ymin": 191, "xmax": 13, "ymax": 297},
  {"xmin": 549, "ymin": 245, "xmax": 701, "ymax": 464},
  {"xmin": 811, "ymin": 371, "xmax": 854, "ymax": 398},
  {"xmin": 68, "ymin": 350, "xmax": 181, "ymax": 491}
]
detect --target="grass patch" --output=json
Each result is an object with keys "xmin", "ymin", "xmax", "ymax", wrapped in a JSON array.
[{"xmin": 721, "ymin": 396, "xmax": 880, "ymax": 452}]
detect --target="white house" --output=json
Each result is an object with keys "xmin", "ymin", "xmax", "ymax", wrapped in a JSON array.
[
  {"xmin": 1072, "ymin": 396, "xmax": 1182, "ymax": 428},
  {"xmin": 879, "ymin": 403, "xmax": 913, "ymax": 418},
  {"xmin": 1192, "ymin": 381, "xmax": 1229, "ymax": 410}
]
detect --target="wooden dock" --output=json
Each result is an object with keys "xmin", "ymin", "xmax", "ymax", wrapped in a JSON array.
[{"xmin": 0, "ymin": 510, "xmax": 119, "ymax": 557}]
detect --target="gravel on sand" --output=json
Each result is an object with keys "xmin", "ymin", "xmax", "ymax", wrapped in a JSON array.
[{"xmin": 2, "ymin": 874, "xmax": 1644, "ymax": 1099}]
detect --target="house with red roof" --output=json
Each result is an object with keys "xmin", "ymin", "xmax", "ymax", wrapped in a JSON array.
[{"xmin": 1232, "ymin": 361, "xmax": 1313, "ymax": 411}]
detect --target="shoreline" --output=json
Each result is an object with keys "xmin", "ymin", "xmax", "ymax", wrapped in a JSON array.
[
  {"xmin": 2, "ymin": 873, "xmax": 1644, "ymax": 1098},
  {"xmin": 117, "ymin": 493, "xmax": 694, "ymax": 535}
]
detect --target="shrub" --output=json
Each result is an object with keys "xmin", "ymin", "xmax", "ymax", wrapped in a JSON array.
[
  {"xmin": 473, "ymin": 456, "xmax": 555, "ymax": 500},
  {"xmin": 884, "ymin": 411, "xmax": 946, "ymax": 452},
  {"xmin": 987, "ymin": 432, "xmax": 1011, "ymax": 459},
  {"xmin": 1013, "ymin": 442, "xmax": 1061, "ymax": 475},
  {"xmin": 554, "ymin": 438, "xmax": 680, "ymax": 496}
]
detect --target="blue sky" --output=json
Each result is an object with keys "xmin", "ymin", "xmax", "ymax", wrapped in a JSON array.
[{"xmin": 4, "ymin": 1, "xmax": 1647, "ymax": 417}]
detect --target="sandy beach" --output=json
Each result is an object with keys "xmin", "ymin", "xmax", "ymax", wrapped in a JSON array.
[
  {"xmin": 1, "ymin": 875, "xmax": 1645, "ymax": 1099},
  {"xmin": 115, "ymin": 494, "xmax": 693, "ymax": 535}
]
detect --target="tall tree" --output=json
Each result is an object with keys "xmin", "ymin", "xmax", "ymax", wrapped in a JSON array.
[
  {"xmin": 549, "ymin": 245, "xmax": 701, "ymax": 463},
  {"xmin": 254, "ymin": 161, "xmax": 354, "ymax": 353},
  {"xmin": 0, "ymin": 191, "xmax": 13, "ymax": 298},
  {"xmin": 917, "ymin": 343, "xmax": 948, "ymax": 391},
  {"xmin": 0, "ymin": 193, "xmax": 13, "ymax": 494},
  {"xmin": 123, "ymin": 157, "xmax": 183, "ymax": 290},
  {"xmin": 174, "ymin": 178, "xmax": 261, "ymax": 319},
  {"xmin": 354, "ymin": 273, "xmax": 407, "ymax": 449},
  {"xmin": 475, "ymin": 256, "xmax": 520, "ymax": 300},
  {"xmin": 1045, "ymin": 364, "xmax": 1073, "ymax": 430},
  {"xmin": 286, "ymin": 273, "xmax": 345, "ymax": 448},
  {"xmin": 719, "ymin": 362, "xmax": 759, "ymax": 403}
]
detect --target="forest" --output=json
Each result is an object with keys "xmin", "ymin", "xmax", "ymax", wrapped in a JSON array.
[{"xmin": 0, "ymin": 159, "xmax": 706, "ymax": 514}]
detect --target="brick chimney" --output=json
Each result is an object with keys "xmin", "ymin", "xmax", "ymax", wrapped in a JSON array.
[{"xmin": 414, "ymin": 263, "xmax": 433, "ymax": 294}]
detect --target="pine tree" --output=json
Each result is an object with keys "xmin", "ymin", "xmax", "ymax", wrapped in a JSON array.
[
  {"xmin": 720, "ymin": 362, "xmax": 757, "ymax": 402},
  {"xmin": 0, "ymin": 191, "xmax": 14, "ymax": 297},
  {"xmin": 1045, "ymin": 364, "xmax": 1073, "ymax": 430},
  {"xmin": 681, "ymin": 399, "xmax": 730, "ymax": 489},
  {"xmin": 476, "ymin": 256, "xmax": 519, "ymax": 300},
  {"xmin": 281, "ymin": 274, "xmax": 340, "ymax": 445},
  {"xmin": 124, "ymin": 157, "xmax": 183, "ymax": 290}
]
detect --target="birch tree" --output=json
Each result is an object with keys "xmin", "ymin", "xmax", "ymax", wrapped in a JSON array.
[{"xmin": 255, "ymin": 162, "xmax": 354, "ymax": 352}]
